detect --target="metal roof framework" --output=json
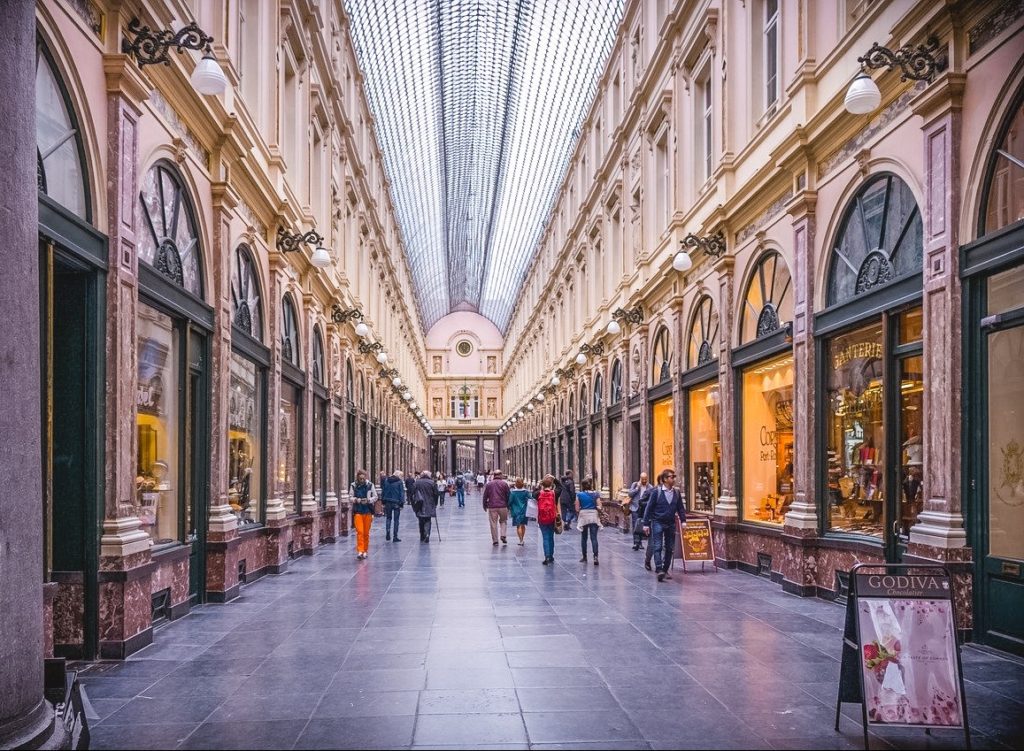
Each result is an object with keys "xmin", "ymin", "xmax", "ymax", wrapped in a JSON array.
[{"xmin": 346, "ymin": 0, "xmax": 624, "ymax": 333}]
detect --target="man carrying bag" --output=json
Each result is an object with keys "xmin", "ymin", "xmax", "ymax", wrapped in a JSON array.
[{"xmin": 642, "ymin": 469, "xmax": 686, "ymax": 582}]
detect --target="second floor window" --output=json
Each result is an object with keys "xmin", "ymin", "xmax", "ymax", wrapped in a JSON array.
[{"xmin": 765, "ymin": 0, "xmax": 779, "ymax": 111}]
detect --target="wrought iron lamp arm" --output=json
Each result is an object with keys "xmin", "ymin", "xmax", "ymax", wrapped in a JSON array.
[
  {"xmin": 121, "ymin": 18, "xmax": 214, "ymax": 67},
  {"xmin": 612, "ymin": 305, "xmax": 645, "ymax": 326},
  {"xmin": 858, "ymin": 37, "xmax": 947, "ymax": 82},
  {"xmin": 331, "ymin": 305, "xmax": 363, "ymax": 324},
  {"xmin": 358, "ymin": 341, "xmax": 384, "ymax": 354},
  {"xmin": 681, "ymin": 231, "xmax": 727, "ymax": 259},
  {"xmin": 276, "ymin": 227, "xmax": 325, "ymax": 253}
]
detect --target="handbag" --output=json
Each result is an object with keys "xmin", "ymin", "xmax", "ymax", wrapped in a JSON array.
[
  {"xmin": 554, "ymin": 516, "xmax": 564, "ymax": 535},
  {"xmin": 526, "ymin": 497, "xmax": 539, "ymax": 519},
  {"xmin": 373, "ymin": 499, "xmax": 384, "ymax": 517}
]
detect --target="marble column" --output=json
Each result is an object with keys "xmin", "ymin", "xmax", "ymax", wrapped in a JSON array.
[
  {"xmin": 0, "ymin": 2, "xmax": 56, "ymax": 745},
  {"xmin": 714, "ymin": 257, "xmax": 739, "ymax": 521},
  {"xmin": 670, "ymin": 298, "xmax": 686, "ymax": 492},
  {"xmin": 908, "ymin": 73, "xmax": 970, "ymax": 555},
  {"xmin": 784, "ymin": 193, "xmax": 819, "ymax": 535},
  {"xmin": 98, "ymin": 51, "xmax": 154, "ymax": 658},
  {"xmin": 300, "ymin": 292, "xmax": 317, "ymax": 516}
]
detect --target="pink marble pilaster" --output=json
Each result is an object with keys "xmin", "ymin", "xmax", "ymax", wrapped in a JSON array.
[{"xmin": 713, "ymin": 257, "xmax": 738, "ymax": 520}]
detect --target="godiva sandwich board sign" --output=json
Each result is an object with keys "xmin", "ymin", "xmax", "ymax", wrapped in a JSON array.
[{"xmin": 836, "ymin": 563, "xmax": 970, "ymax": 750}]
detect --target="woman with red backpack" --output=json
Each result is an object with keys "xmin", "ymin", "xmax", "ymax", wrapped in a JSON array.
[{"xmin": 537, "ymin": 475, "xmax": 559, "ymax": 565}]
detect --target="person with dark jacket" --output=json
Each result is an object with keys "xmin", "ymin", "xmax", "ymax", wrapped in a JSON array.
[
  {"xmin": 628, "ymin": 473, "xmax": 654, "ymax": 551},
  {"xmin": 558, "ymin": 470, "xmax": 577, "ymax": 529},
  {"xmin": 482, "ymin": 470, "xmax": 511, "ymax": 545},
  {"xmin": 455, "ymin": 473, "xmax": 466, "ymax": 507},
  {"xmin": 642, "ymin": 469, "xmax": 687, "ymax": 581},
  {"xmin": 404, "ymin": 472, "xmax": 416, "ymax": 504},
  {"xmin": 380, "ymin": 470, "xmax": 406, "ymax": 542},
  {"xmin": 412, "ymin": 471, "xmax": 438, "ymax": 542}
]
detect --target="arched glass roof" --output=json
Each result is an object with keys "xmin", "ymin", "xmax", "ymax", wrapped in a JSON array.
[{"xmin": 346, "ymin": 0, "xmax": 624, "ymax": 333}]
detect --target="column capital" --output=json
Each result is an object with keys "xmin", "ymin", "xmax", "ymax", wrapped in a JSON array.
[
  {"xmin": 102, "ymin": 54, "xmax": 150, "ymax": 112},
  {"xmin": 911, "ymin": 72, "xmax": 966, "ymax": 126}
]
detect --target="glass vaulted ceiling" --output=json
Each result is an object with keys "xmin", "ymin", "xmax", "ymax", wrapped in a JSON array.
[{"xmin": 345, "ymin": 0, "xmax": 624, "ymax": 333}]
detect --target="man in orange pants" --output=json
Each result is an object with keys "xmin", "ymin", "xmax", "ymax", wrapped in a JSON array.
[{"xmin": 350, "ymin": 469, "xmax": 377, "ymax": 559}]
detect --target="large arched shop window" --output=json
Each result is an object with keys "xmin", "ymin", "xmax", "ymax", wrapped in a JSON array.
[
  {"xmin": 820, "ymin": 174, "xmax": 924, "ymax": 540},
  {"xmin": 827, "ymin": 173, "xmax": 923, "ymax": 307},
  {"xmin": 36, "ymin": 40, "xmax": 88, "ymax": 220},
  {"xmin": 982, "ymin": 95, "xmax": 1024, "ymax": 234},
  {"xmin": 229, "ymin": 245, "xmax": 265, "ymax": 524},
  {"xmin": 231, "ymin": 245, "xmax": 263, "ymax": 339},
  {"xmin": 281, "ymin": 295, "xmax": 301, "ymax": 366},
  {"xmin": 138, "ymin": 164, "xmax": 204, "ymax": 298},
  {"xmin": 609, "ymin": 359, "xmax": 622, "ymax": 405},
  {"xmin": 687, "ymin": 296, "xmax": 719, "ymax": 369},
  {"xmin": 135, "ymin": 162, "xmax": 206, "ymax": 543},
  {"xmin": 651, "ymin": 325, "xmax": 671, "ymax": 385},
  {"xmin": 739, "ymin": 250, "xmax": 792, "ymax": 343},
  {"xmin": 312, "ymin": 326, "xmax": 326, "ymax": 385},
  {"xmin": 593, "ymin": 373, "xmax": 604, "ymax": 412}
]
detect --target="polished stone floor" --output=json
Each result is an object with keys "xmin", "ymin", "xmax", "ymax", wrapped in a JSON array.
[{"xmin": 80, "ymin": 490, "xmax": 1024, "ymax": 750}]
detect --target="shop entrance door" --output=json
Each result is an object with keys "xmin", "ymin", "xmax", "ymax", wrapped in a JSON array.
[
  {"xmin": 185, "ymin": 329, "xmax": 209, "ymax": 603},
  {"xmin": 978, "ymin": 274, "xmax": 1024, "ymax": 654}
]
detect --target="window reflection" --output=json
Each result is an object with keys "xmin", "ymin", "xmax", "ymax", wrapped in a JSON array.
[
  {"xmin": 741, "ymin": 355, "xmax": 794, "ymax": 524},
  {"xmin": 688, "ymin": 382, "xmax": 720, "ymax": 513},
  {"xmin": 228, "ymin": 352, "xmax": 261, "ymax": 524}
]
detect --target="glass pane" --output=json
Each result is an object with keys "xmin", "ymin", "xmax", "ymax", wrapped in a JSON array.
[
  {"xmin": 988, "ymin": 265, "xmax": 1024, "ymax": 316},
  {"xmin": 899, "ymin": 306, "xmax": 924, "ymax": 345},
  {"xmin": 36, "ymin": 45, "xmax": 87, "ymax": 218},
  {"xmin": 825, "ymin": 322, "xmax": 885, "ymax": 538},
  {"xmin": 592, "ymin": 424, "xmax": 603, "ymax": 489},
  {"xmin": 229, "ymin": 353, "xmax": 262, "ymax": 524},
  {"xmin": 651, "ymin": 396, "xmax": 674, "ymax": 479},
  {"xmin": 989, "ymin": 326, "xmax": 1024, "ymax": 560},
  {"xmin": 136, "ymin": 305, "xmax": 180, "ymax": 544},
  {"xmin": 279, "ymin": 381, "xmax": 300, "ymax": 512},
  {"xmin": 742, "ymin": 251, "xmax": 792, "ymax": 343},
  {"xmin": 610, "ymin": 418, "xmax": 623, "ymax": 495},
  {"xmin": 984, "ymin": 101, "xmax": 1024, "ymax": 234},
  {"xmin": 741, "ymin": 354, "xmax": 794, "ymax": 525},
  {"xmin": 688, "ymin": 381, "xmax": 720, "ymax": 513},
  {"xmin": 897, "ymin": 355, "xmax": 924, "ymax": 538},
  {"xmin": 482, "ymin": 439, "xmax": 496, "ymax": 475},
  {"xmin": 313, "ymin": 399, "xmax": 325, "ymax": 506}
]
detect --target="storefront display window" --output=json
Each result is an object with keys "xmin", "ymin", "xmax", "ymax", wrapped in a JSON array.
[
  {"xmin": 136, "ymin": 304, "xmax": 180, "ymax": 544},
  {"xmin": 651, "ymin": 396, "xmax": 674, "ymax": 477},
  {"xmin": 741, "ymin": 355, "xmax": 794, "ymax": 524},
  {"xmin": 897, "ymin": 355, "xmax": 924, "ymax": 537},
  {"xmin": 229, "ymin": 352, "xmax": 261, "ymax": 524},
  {"xmin": 279, "ymin": 381, "xmax": 300, "ymax": 511},
  {"xmin": 825, "ymin": 323, "xmax": 885, "ymax": 537},
  {"xmin": 610, "ymin": 418, "xmax": 623, "ymax": 493},
  {"xmin": 313, "ymin": 399, "xmax": 325, "ymax": 505},
  {"xmin": 688, "ymin": 382, "xmax": 720, "ymax": 513}
]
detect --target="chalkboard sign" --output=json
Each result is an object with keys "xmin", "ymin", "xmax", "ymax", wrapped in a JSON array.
[
  {"xmin": 835, "ymin": 563, "xmax": 970, "ymax": 750},
  {"xmin": 675, "ymin": 517, "xmax": 717, "ymax": 572}
]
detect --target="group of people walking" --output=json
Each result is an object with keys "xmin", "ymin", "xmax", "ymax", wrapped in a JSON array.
[{"xmin": 350, "ymin": 466, "xmax": 686, "ymax": 581}]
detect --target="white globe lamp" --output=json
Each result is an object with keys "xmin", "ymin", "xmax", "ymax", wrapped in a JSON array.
[
  {"xmin": 575, "ymin": 352, "xmax": 587, "ymax": 365},
  {"xmin": 191, "ymin": 53, "xmax": 228, "ymax": 95},
  {"xmin": 354, "ymin": 322, "xmax": 369, "ymax": 338},
  {"xmin": 310, "ymin": 245, "xmax": 331, "ymax": 268},
  {"xmin": 607, "ymin": 319, "xmax": 621, "ymax": 336},
  {"xmin": 673, "ymin": 251, "xmax": 693, "ymax": 272},
  {"xmin": 844, "ymin": 72, "xmax": 881, "ymax": 115}
]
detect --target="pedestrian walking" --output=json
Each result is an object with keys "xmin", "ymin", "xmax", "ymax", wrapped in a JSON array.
[
  {"xmin": 381, "ymin": 469, "xmax": 405, "ymax": 542},
  {"xmin": 558, "ymin": 470, "xmax": 577, "ymax": 529},
  {"xmin": 404, "ymin": 471, "xmax": 416, "ymax": 507},
  {"xmin": 435, "ymin": 472, "xmax": 447, "ymax": 509},
  {"xmin": 628, "ymin": 473, "xmax": 654, "ymax": 551},
  {"xmin": 413, "ymin": 470, "xmax": 437, "ymax": 542},
  {"xmin": 537, "ymin": 475, "xmax": 558, "ymax": 565},
  {"xmin": 482, "ymin": 469, "xmax": 511, "ymax": 546},
  {"xmin": 349, "ymin": 469, "xmax": 377, "ymax": 560},
  {"xmin": 508, "ymin": 477, "xmax": 531, "ymax": 546},
  {"xmin": 455, "ymin": 473, "xmax": 466, "ymax": 507},
  {"xmin": 642, "ymin": 469, "xmax": 687, "ymax": 582},
  {"xmin": 576, "ymin": 478, "xmax": 602, "ymax": 565}
]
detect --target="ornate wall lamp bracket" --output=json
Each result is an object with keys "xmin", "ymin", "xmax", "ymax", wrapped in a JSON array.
[
  {"xmin": 358, "ymin": 341, "xmax": 384, "ymax": 355},
  {"xmin": 331, "ymin": 305, "xmax": 363, "ymax": 324},
  {"xmin": 612, "ymin": 305, "xmax": 645, "ymax": 326},
  {"xmin": 681, "ymin": 230, "xmax": 727, "ymax": 260},
  {"xmin": 121, "ymin": 18, "xmax": 214, "ymax": 66},
  {"xmin": 378, "ymin": 368, "xmax": 399, "ymax": 380},
  {"xmin": 858, "ymin": 36, "xmax": 947, "ymax": 82},
  {"xmin": 554, "ymin": 365, "xmax": 577, "ymax": 380},
  {"xmin": 276, "ymin": 226, "xmax": 325, "ymax": 253},
  {"xmin": 579, "ymin": 342, "xmax": 606, "ymax": 357}
]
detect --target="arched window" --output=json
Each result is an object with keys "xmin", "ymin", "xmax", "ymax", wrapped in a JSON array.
[
  {"xmin": 610, "ymin": 359, "xmax": 622, "ymax": 405},
  {"xmin": 138, "ymin": 163, "xmax": 203, "ymax": 297},
  {"xmin": 827, "ymin": 174, "xmax": 922, "ymax": 306},
  {"xmin": 568, "ymin": 393, "xmax": 576, "ymax": 422},
  {"xmin": 36, "ymin": 40, "xmax": 88, "ymax": 220},
  {"xmin": 740, "ymin": 250, "xmax": 792, "ymax": 343},
  {"xmin": 281, "ymin": 295, "xmax": 300, "ymax": 367},
  {"xmin": 687, "ymin": 296, "xmax": 719, "ymax": 368},
  {"xmin": 651, "ymin": 326, "xmax": 671, "ymax": 385},
  {"xmin": 982, "ymin": 95, "xmax": 1024, "ymax": 235},
  {"xmin": 346, "ymin": 361, "xmax": 354, "ymax": 403},
  {"xmin": 593, "ymin": 373, "xmax": 604, "ymax": 412},
  {"xmin": 358, "ymin": 373, "xmax": 365, "ymax": 409},
  {"xmin": 312, "ymin": 326, "xmax": 325, "ymax": 385},
  {"xmin": 579, "ymin": 385, "xmax": 588, "ymax": 417},
  {"xmin": 231, "ymin": 245, "xmax": 262, "ymax": 339}
]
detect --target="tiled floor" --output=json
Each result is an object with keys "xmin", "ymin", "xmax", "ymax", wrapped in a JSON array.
[{"xmin": 80, "ymin": 491, "xmax": 1024, "ymax": 750}]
